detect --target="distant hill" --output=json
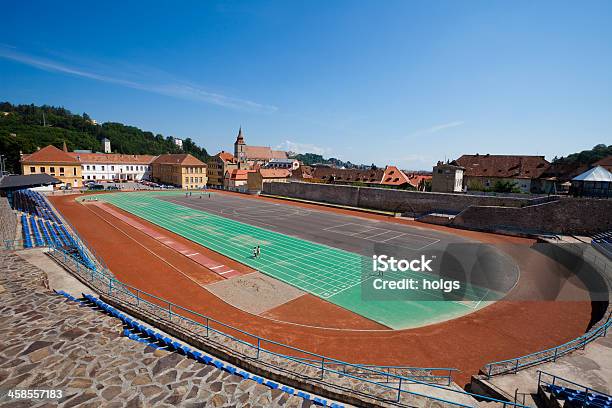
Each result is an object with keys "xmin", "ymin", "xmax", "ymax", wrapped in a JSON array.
[
  {"xmin": 552, "ymin": 144, "xmax": 612, "ymax": 166},
  {"xmin": 289, "ymin": 152, "xmax": 372, "ymax": 169},
  {"xmin": 0, "ymin": 102, "xmax": 209, "ymax": 174}
]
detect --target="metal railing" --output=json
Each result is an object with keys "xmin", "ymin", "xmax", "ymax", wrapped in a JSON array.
[
  {"xmin": 41, "ymin": 193, "xmax": 110, "ymax": 273},
  {"xmin": 484, "ymin": 311, "xmax": 612, "ymax": 378},
  {"xmin": 46, "ymin": 244, "xmax": 530, "ymax": 408},
  {"xmin": 3, "ymin": 238, "xmax": 26, "ymax": 251},
  {"xmin": 537, "ymin": 370, "xmax": 612, "ymax": 403}
]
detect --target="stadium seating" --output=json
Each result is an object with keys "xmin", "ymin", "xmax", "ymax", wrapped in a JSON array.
[
  {"xmin": 592, "ymin": 231, "xmax": 612, "ymax": 259},
  {"xmin": 12, "ymin": 189, "xmax": 97, "ymax": 269},
  {"xmin": 547, "ymin": 384, "xmax": 612, "ymax": 408},
  {"xmin": 75, "ymin": 293, "xmax": 343, "ymax": 407}
]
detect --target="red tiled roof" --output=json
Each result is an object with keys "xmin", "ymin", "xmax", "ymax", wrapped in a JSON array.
[
  {"xmin": 291, "ymin": 165, "xmax": 313, "ymax": 179},
  {"xmin": 226, "ymin": 169, "xmax": 254, "ymax": 181},
  {"xmin": 244, "ymin": 146, "xmax": 273, "ymax": 160},
  {"xmin": 381, "ymin": 166, "xmax": 410, "ymax": 186},
  {"xmin": 271, "ymin": 150, "xmax": 288, "ymax": 159},
  {"xmin": 405, "ymin": 173, "xmax": 432, "ymax": 189},
  {"xmin": 594, "ymin": 155, "xmax": 612, "ymax": 172},
  {"xmin": 68, "ymin": 152, "xmax": 156, "ymax": 164},
  {"xmin": 259, "ymin": 169, "xmax": 291, "ymax": 178},
  {"xmin": 216, "ymin": 151, "xmax": 236, "ymax": 163},
  {"xmin": 21, "ymin": 145, "xmax": 80, "ymax": 164},
  {"xmin": 456, "ymin": 154, "xmax": 549, "ymax": 179},
  {"xmin": 312, "ymin": 167, "xmax": 385, "ymax": 183},
  {"xmin": 152, "ymin": 154, "xmax": 206, "ymax": 166}
]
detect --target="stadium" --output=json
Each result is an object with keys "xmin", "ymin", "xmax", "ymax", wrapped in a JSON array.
[{"xmin": 1, "ymin": 184, "xmax": 610, "ymax": 407}]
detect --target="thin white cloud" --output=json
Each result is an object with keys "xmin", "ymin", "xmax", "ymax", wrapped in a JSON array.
[
  {"xmin": 425, "ymin": 120, "xmax": 465, "ymax": 133},
  {"xmin": 0, "ymin": 46, "xmax": 278, "ymax": 113},
  {"xmin": 276, "ymin": 140, "xmax": 332, "ymax": 155}
]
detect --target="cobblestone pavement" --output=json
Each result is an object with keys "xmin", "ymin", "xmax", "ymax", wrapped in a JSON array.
[{"xmin": 0, "ymin": 251, "xmax": 318, "ymax": 407}]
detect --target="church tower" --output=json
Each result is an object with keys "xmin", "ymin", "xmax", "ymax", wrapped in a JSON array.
[{"xmin": 234, "ymin": 127, "xmax": 246, "ymax": 165}]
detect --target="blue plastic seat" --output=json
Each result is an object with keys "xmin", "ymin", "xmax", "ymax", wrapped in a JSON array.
[
  {"xmin": 297, "ymin": 391, "xmax": 310, "ymax": 400},
  {"xmin": 281, "ymin": 386, "xmax": 294, "ymax": 394}
]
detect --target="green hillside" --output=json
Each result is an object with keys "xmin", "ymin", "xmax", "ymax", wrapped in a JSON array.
[{"xmin": 0, "ymin": 102, "xmax": 209, "ymax": 174}]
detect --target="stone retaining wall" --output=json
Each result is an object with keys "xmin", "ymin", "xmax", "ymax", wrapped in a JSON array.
[
  {"xmin": 452, "ymin": 198, "xmax": 612, "ymax": 235},
  {"xmin": 263, "ymin": 182, "xmax": 554, "ymax": 215}
]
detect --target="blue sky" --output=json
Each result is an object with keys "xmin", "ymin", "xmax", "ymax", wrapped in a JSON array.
[{"xmin": 1, "ymin": 1, "xmax": 610, "ymax": 169}]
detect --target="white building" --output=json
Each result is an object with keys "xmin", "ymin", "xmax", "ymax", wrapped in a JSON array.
[
  {"xmin": 263, "ymin": 158, "xmax": 300, "ymax": 170},
  {"xmin": 69, "ymin": 153, "xmax": 156, "ymax": 182},
  {"xmin": 174, "ymin": 138, "xmax": 183, "ymax": 149},
  {"xmin": 103, "ymin": 138, "xmax": 111, "ymax": 153}
]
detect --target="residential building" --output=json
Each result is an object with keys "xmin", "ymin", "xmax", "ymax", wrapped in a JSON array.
[
  {"xmin": 69, "ymin": 153, "xmax": 155, "ymax": 182},
  {"xmin": 570, "ymin": 166, "xmax": 612, "ymax": 198},
  {"xmin": 455, "ymin": 154, "xmax": 550, "ymax": 193},
  {"xmin": 247, "ymin": 168, "xmax": 291, "ymax": 192},
  {"xmin": 432, "ymin": 161, "xmax": 465, "ymax": 193},
  {"xmin": 291, "ymin": 165, "xmax": 313, "ymax": 181},
  {"xmin": 21, "ymin": 145, "xmax": 82, "ymax": 188},
  {"xmin": 301, "ymin": 165, "xmax": 418, "ymax": 189},
  {"xmin": 151, "ymin": 154, "xmax": 207, "ymax": 189},
  {"xmin": 224, "ymin": 169, "xmax": 254, "ymax": 192},
  {"xmin": 207, "ymin": 151, "xmax": 237, "ymax": 187}
]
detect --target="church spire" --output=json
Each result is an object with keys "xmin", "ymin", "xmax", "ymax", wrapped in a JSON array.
[
  {"xmin": 236, "ymin": 126, "xmax": 244, "ymax": 144},
  {"xmin": 62, "ymin": 140, "xmax": 68, "ymax": 152}
]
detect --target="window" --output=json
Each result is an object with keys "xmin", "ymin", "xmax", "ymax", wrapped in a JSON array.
[
  {"xmin": 50, "ymin": 167, "xmax": 55, "ymax": 173},
  {"xmin": 185, "ymin": 177, "xmax": 189, "ymax": 184},
  {"xmin": 59, "ymin": 167, "xmax": 65, "ymax": 175},
  {"xmin": 40, "ymin": 167, "xmax": 45, "ymax": 173},
  {"xmin": 30, "ymin": 167, "xmax": 35, "ymax": 173},
  {"xmin": 87, "ymin": 175, "xmax": 91, "ymax": 180},
  {"xmin": 87, "ymin": 165, "xmax": 90, "ymax": 170},
  {"xmin": 73, "ymin": 168, "xmax": 77, "ymax": 176},
  {"xmin": 93, "ymin": 175, "xmax": 96, "ymax": 179},
  {"xmin": 111, "ymin": 166, "xmax": 114, "ymax": 171},
  {"xmin": 101, "ymin": 165, "xmax": 105, "ymax": 171}
]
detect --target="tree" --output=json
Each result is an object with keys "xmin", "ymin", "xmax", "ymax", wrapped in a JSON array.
[
  {"xmin": 0, "ymin": 101, "xmax": 210, "ymax": 173},
  {"xmin": 492, "ymin": 180, "xmax": 520, "ymax": 193}
]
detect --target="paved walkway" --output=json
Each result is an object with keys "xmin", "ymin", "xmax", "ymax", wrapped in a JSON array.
[{"xmin": 0, "ymin": 250, "xmax": 319, "ymax": 407}]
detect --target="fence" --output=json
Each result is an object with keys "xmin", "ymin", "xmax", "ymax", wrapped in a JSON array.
[
  {"xmin": 41, "ymin": 194, "xmax": 110, "ymax": 273},
  {"xmin": 484, "ymin": 311, "xmax": 612, "ymax": 378},
  {"xmin": 537, "ymin": 370, "xmax": 612, "ymax": 403},
  {"xmin": 3, "ymin": 239, "xmax": 26, "ymax": 251},
  {"xmin": 46, "ymin": 244, "xmax": 529, "ymax": 408}
]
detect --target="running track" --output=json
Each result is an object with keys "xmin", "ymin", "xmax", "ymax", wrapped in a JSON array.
[{"xmin": 49, "ymin": 192, "xmax": 593, "ymax": 385}]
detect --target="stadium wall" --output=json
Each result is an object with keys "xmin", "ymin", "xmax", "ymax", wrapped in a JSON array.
[
  {"xmin": 262, "ymin": 182, "xmax": 611, "ymax": 235},
  {"xmin": 452, "ymin": 198, "xmax": 612, "ymax": 235},
  {"xmin": 262, "ymin": 181, "xmax": 554, "ymax": 214}
]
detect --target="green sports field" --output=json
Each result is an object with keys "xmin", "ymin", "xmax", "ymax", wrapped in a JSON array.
[{"xmin": 95, "ymin": 191, "xmax": 494, "ymax": 329}]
